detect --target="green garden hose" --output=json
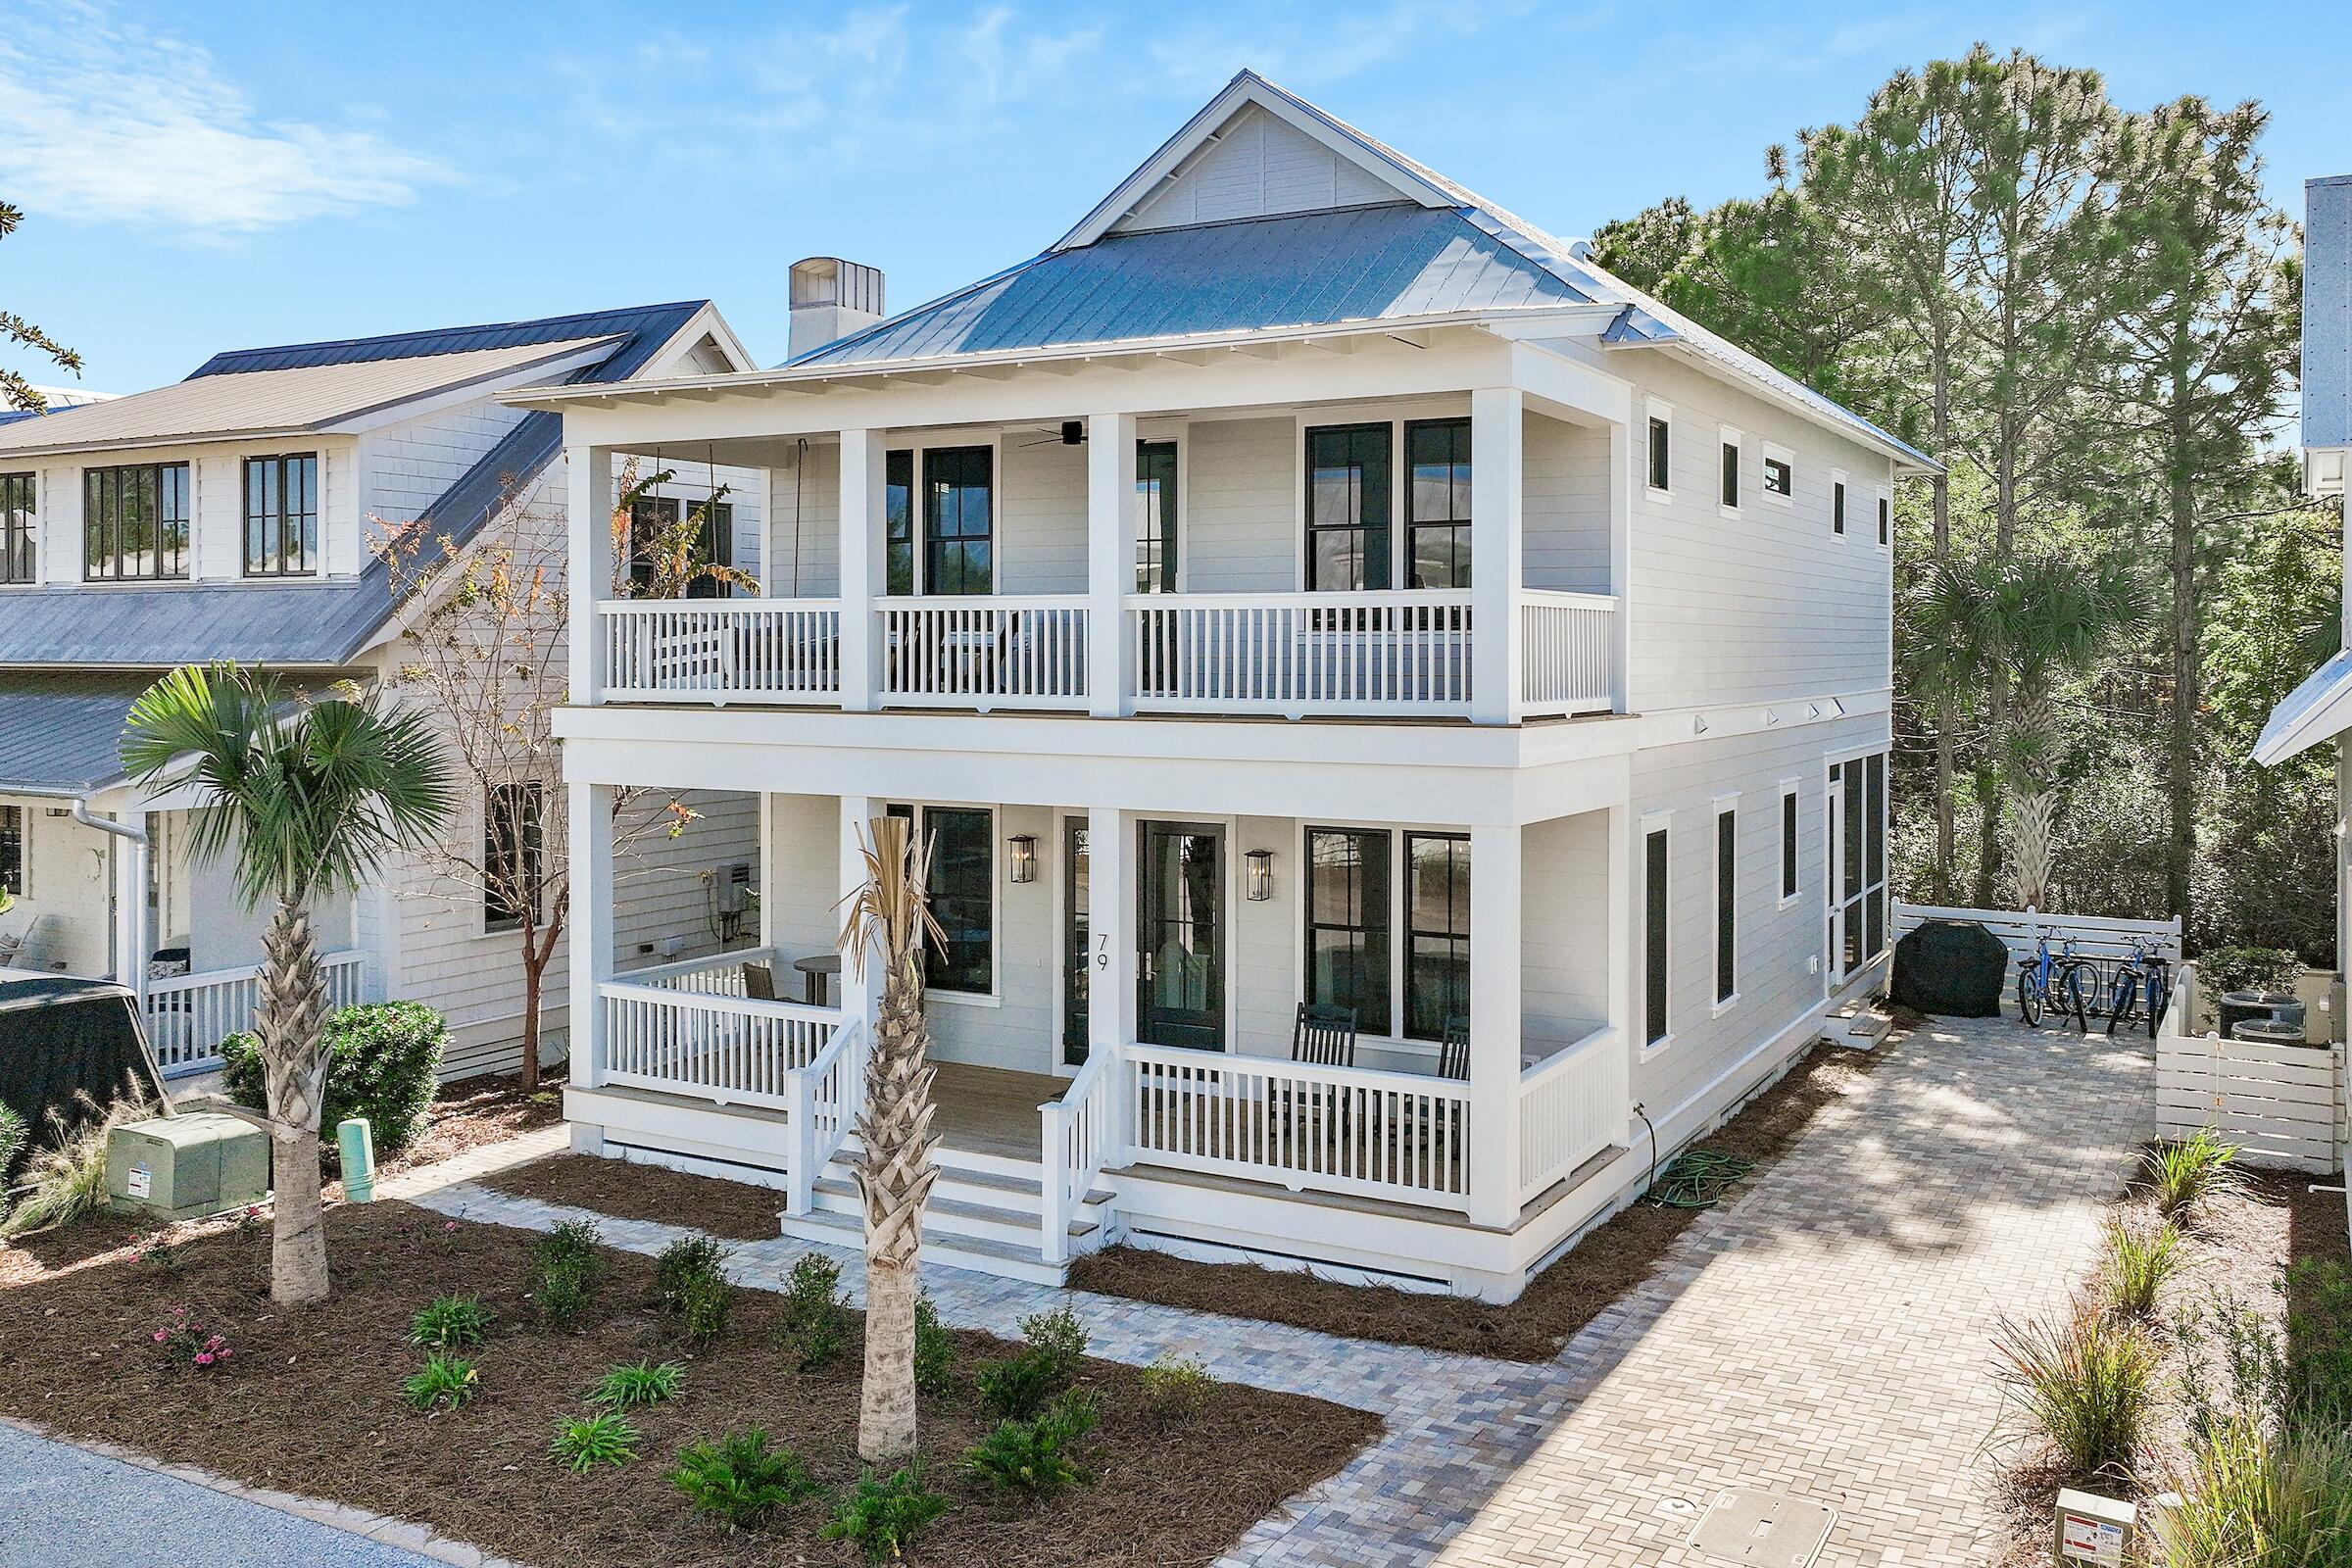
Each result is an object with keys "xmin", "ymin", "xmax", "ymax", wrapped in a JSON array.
[{"xmin": 1647, "ymin": 1149, "xmax": 1753, "ymax": 1209}]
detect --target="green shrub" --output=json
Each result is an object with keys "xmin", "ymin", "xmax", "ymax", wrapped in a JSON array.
[
  {"xmin": 551, "ymin": 1410, "xmax": 639, "ymax": 1472},
  {"xmin": 1993, "ymin": 1299, "xmax": 2158, "ymax": 1483},
  {"xmin": 2195, "ymin": 946, "xmax": 2302, "ymax": 996},
  {"xmin": 0, "ymin": 1101, "xmax": 26, "ymax": 1195},
  {"xmin": 220, "ymin": 1001, "xmax": 445, "ymax": 1155},
  {"xmin": 654, "ymin": 1235, "xmax": 728, "ymax": 1313},
  {"xmin": 2153, "ymin": 1417, "xmax": 2352, "ymax": 1568},
  {"xmin": 913, "ymin": 1294, "xmax": 956, "ymax": 1396},
  {"xmin": 679, "ymin": 1269, "xmax": 732, "ymax": 1343},
  {"xmin": 2138, "ymin": 1130, "xmax": 2241, "ymax": 1220},
  {"xmin": 667, "ymin": 1428, "xmax": 818, "ymax": 1530},
  {"xmin": 975, "ymin": 1348, "xmax": 1058, "ymax": 1421},
  {"xmin": 819, "ymin": 1469, "xmax": 951, "ymax": 1563},
  {"xmin": 408, "ymin": 1294, "xmax": 493, "ymax": 1348},
  {"xmin": 591, "ymin": 1359, "xmax": 683, "ymax": 1410},
  {"xmin": 533, "ymin": 1220, "xmax": 602, "ymax": 1327},
  {"xmin": 402, "ymin": 1352, "xmax": 480, "ymax": 1413},
  {"xmin": 961, "ymin": 1390, "xmax": 1099, "ymax": 1495},
  {"xmin": 1017, "ymin": 1304, "xmax": 1089, "ymax": 1381},
  {"xmin": 2178, "ymin": 1292, "xmax": 2289, "ymax": 1446},
  {"xmin": 2, "ymin": 1102, "xmax": 133, "ymax": 1238},
  {"xmin": 773, "ymin": 1253, "xmax": 852, "ymax": 1371},
  {"xmin": 2285, "ymin": 1258, "xmax": 2352, "ymax": 1429},
  {"xmin": 1139, "ymin": 1353, "xmax": 1216, "ymax": 1419},
  {"xmin": 2099, "ymin": 1219, "xmax": 2180, "ymax": 1320},
  {"xmin": 535, "ymin": 1218, "xmax": 603, "ymax": 1274}
]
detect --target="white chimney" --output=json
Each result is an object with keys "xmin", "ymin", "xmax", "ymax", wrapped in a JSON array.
[{"xmin": 788, "ymin": 257, "xmax": 886, "ymax": 361}]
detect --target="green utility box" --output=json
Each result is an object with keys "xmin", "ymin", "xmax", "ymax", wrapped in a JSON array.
[{"xmin": 107, "ymin": 1113, "xmax": 270, "ymax": 1221}]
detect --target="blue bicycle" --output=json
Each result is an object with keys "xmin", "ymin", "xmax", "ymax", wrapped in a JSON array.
[
  {"xmin": 2103, "ymin": 938, "xmax": 2173, "ymax": 1040},
  {"xmin": 2016, "ymin": 924, "xmax": 2089, "ymax": 1031}
]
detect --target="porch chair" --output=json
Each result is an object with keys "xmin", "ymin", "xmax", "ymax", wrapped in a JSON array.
[
  {"xmin": 742, "ymin": 961, "xmax": 777, "ymax": 1002},
  {"xmin": 0, "ymin": 914, "xmax": 61, "ymax": 973},
  {"xmin": 1437, "ymin": 1016, "xmax": 1471, "ymax": 1081},
  {"xmin": 1290, "ymin": 1003, "xmax": 1359, "ymax": 1067}
]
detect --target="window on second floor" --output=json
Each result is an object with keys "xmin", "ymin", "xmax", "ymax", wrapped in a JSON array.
[
  {"xmin": 84, "ymin": 462, "xmax": 190, "ymax": 581},
  {"xmin": 1135, "ymin": 439, "xmax": 1179, "ymax": 593},
  {"xmin": 1762, "ymin": 455, "xmax": 1792, "ymax": 501},
  {"xmin": 0, "ymin": 471, "xmax": 32, "ymax": 584},
  {"xmin": 1646, "ymin": 415, "xmax": 1671, "ymax": 492},
  {"xmin": 1404, "ymin": 417, "xmax": 1471, "ymax": 589},
  {"xmin": 1305, "ymin": 422, "xmax": 1393, "ymax": 591},
  {"xmin": 1719, "ymin": 437, "xmax": 1741, "ymax": 511},
  {"xmin": 243, "ymin": 453, "xmax": 318, "ymax": 577},
  {"xmin": 922, "ymin": 445, "xmax": 994, "ymax": 596},
  {"xmin": 1833, "ymin": 477, "xmax": 1847, "ymax": 534},
  {"xmin": 885, "ymin": 449, "xmax": 914, "ymax": 596},
  {"xmin": 1878, "ymin": 493, "xmax": 1891, "ymax": 547},
  {"xmin": 626, "ymin": 494, "xmax": 734, "ymax": 598}
]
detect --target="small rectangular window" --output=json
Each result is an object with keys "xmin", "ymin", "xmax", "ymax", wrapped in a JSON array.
[
  {"xmin": 684, "ymin": 500, "xmax": 733, "ymax": 600},
  {"xmin": 1762, "ymin": 456, "xmax": 1791, "ymax": 498},
  {"xmin": 922, "ymin": 446, "xmax": 994, "ymax": 596},
  {"xmin": 1834, "ymin": 481, "xmax": 1846, "ymax": 534},
  {"xmin": 0, "ymin": 803, "xmax": 24, "ymax": 898},
  {"xmin": 1403, "ymin": 832, "xmax": 1469, "ymax": 1041},
  {"xmin": 243, "ymin": 453, "xmax": 318, "ymax": 577},
  {"xmin": 1135, "ymin": 440, "xmax": 1179, "ymax": 593},
  {"xmin": 484, "ymin": 782, "xmax": 545, "ymax": 933},
  {"xmin": 1716, "ymin": 808, "xmax": 1737, "ymax": 1003},
  {"xmin": 1719, "ymin": 441, "xmax": 1740, "ymax": 509},
  {"xmin": 1781, "ymin": 788, "xmax": 1799, "ymax": 901},
  {"xmin": 83, "ymin": 462, "xmax": 190, "ymax": 581},
  {"xmin": 1306, "ymin": 826, "xmax": 1392, "ymax": 1035},
  {"xmin": 1643, "ymin": 826, "xmax": 1669, "ymax": 1045},
  {"xmin": 625, "ymin": 495, "xmax": 680, "ymax": 593},
  {"xmin": 1877, "ymin": 494, "xmax": 1890, "ymax": 546},
  {"xmin": 1, "ymin": 471, "xmax": 33, "ymax": 583},
  {"xmin": 1403, "ymin": 417, "xmax": 1471, "ymax": 589},
  {"xmin": 1646, "ymin": 416, "xmax": 1671, "ymax": 492},
  {"xmin": 885, "ymin": 449, "xmax": 914, "ymax": 596}
]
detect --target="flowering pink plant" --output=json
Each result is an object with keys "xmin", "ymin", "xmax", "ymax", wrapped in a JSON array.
[{"xmin": 149, "ymin": 1306, "xmax": 232, "ymax": 1371}]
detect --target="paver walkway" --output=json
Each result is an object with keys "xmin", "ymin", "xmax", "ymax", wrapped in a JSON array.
[{"xmin": 400, "ymin": 1011, "xmax": 2148, "ymax": 1568}]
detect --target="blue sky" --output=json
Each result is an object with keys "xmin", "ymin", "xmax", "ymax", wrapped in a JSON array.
[{"xmin": 4, "ymin": 0, "xmax": 2347, "ymax": 394}]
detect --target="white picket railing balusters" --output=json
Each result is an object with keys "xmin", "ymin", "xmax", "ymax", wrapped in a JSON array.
[
  {"xmin": 1038, "ymin": 1047, "xmax": 1116, "ymax": 1263},
  {"xmin": 876, "ymin": 597, "xmax": 1090, "ymax": 710},
  {"xmin": 599, "ymin": 601, "xmax": 842, "ymax": 704},
  {"xmin": 1123, "ymin": 1042, "xmax": 1473, "ymax": 1210},
  {"xmin": 1518, "ymin": 591, "xmax": 1619, "ymax": 714},
  {"xmin": 788, "ymin": 1016, "xmax": 867, "ymax": 1215},
  {"xmin": 1127, "ymin": 591, "xmax": 1476, "ymax": 716},
  {"xmin": 145, "ymin": 951, "xmax": 369, "ymax": 1075},
  {"xmin": 1515, "ymin": 1024, "xmax": 1626, "ymax": 1203},
  {"xmin": 599, "ymin": 981, "xmax": 839, "ymax": 1110}
]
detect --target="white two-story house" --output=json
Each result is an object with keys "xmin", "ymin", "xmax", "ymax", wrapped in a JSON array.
[
  {"xmin": 0, "ymin": 302, "xmax": 767, "ymax": 1079},
  {"xmin": 513, "ymin": 73, "xmax": 1936, "ymax": 1299}
]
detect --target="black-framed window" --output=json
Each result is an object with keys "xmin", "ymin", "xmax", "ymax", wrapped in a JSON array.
[
  {"xmin": 1135, "ymin": 440, "xmax": 1178, "ymax": 593},
  {"xmin": 484, "ymin": 782, "xmax": 544, "ymax": 934},
  {"xmin": 242, "ymin": 453, "xmax": 318, "ymax": 577},
  {"xmin": 1646, "ymin": 416, "xmax": 1670, "ymax": 491},
  {"xmin": 885, "ymin": 449, "xmax": 914, "ymax": 596},
  {"xmin": 83, "ymin": 462, "xmax": 189, "ymax": 581},
  {"xmin": 686, "ymin": 501, "xmax": 733, "ymax": 600},
  {"xmin": 1719, "ymin": 442, "xmax": 1740, "ymax": 509},
  {"xmin": 0, "ymin": 804, "xmax": 24, "ymax": 898},
  {"xmin": 1403, "ymin": 832, "xmax": 1469, "ymax": 1041},
  {"xmin": 1781, "ymin": 788, "xmax": 1799, "ymax": 901},
  {"xmin": 626, "ymin": 494, "xmax": 732, "ymax": 597},
  {"xmin": 1833, "ymin": 480, "xmax": 1846, "ymax": 535},
  {"xmin": 1715, "ymin": 808, "xmax": 1737, "ymax": 1003},
  {"xmin": 625, "ymin": 495, "xmax": 678, "ymax": 592},
  {"xmin": 1404, "ymin": 417, "xmax": 1471, "ymax": 589},
  {"xmin": 1305, "ymin": 423, "xmax": 1392, "ymax": 591},
  {"xmin": 1644, "ymin": 827, "xmax": 1669, "ymax": 1046},
  {"xmin": 1305, "ymin": 826, "xmax": 1391, "ymax": 1035},
  {"xmin": 1877, "ymin": 494, "xmax": 1890, "ymax": 546},
  {"xmin": 1762, "ymin": 456, "xmax": 1791, "ymax": 499},
  {"xmin": 925, "ymin": 806, "xmax": 994, "ymax": 993},
  {"xmin": 921, "ymin": 445, "xmax": 993, "ymax": 596},
  {"xmin": 0, "ymin": 471, "xmax": 32, "ymax": 583}
]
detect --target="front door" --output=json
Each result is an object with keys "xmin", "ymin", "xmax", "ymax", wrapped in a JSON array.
[
  {"xmin": 1061, "ymin": 818, "xmax": 1090, "ymax": 1067},
  {"xmin": 1137, "ymin": 820, "xmax": 1225, "ymax": 1052}
]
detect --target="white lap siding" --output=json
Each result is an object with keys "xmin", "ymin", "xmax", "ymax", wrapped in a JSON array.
[
  {"xmin": 998, "ymin": 438, "xmax": 1087, "ymax": 594},
  {"xmin": 3, "ymin": 801, "xmax": 111, "ymax": 977},
  {"xmin": 1182, "ymin": 416, "xmax": 1297, "ymax": 594},
  {"xmin": 760, "ymin": 441, "xmax": 838, "ymax": 599},
  {"xmin": 1521, "ymin": 410, "xmax": 1611, "ymax": 594}
]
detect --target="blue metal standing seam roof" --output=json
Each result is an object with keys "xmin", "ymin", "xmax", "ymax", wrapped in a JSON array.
[
  {"xmin": 0, "ymin": 672, "xmax": 180, "ymax": 794},
  {"xmin": 0, "ymin": 301, "xmax": 707, "ymax": 671}
]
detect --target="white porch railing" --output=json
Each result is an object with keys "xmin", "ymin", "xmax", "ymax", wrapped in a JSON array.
[
  {"xmin": 599, "ymin": 600, "xmax": 842, "ymax": 704},
  {"xmin": 1039, "ymin": 1047, "xmax": 1115, "ymax": 1263},
  {"xmin": 788, "ymin": 1015, "xmax": 869, "ymax": 1215},
  {"xmin": 145, "ymin": 950, "xmax": 369, "ymax": 1074},
  {"xmin": 1516, "ymin": 1023, "xmax": 1626, "ymax": 1203},
  {"xmin": 879, "ymin": 597, "xmax": 1090, "ymax": 710},
  {"xmin": 1519, "ymin": 591, "xmax": 1618, "ymax": 715},
  {"xmin": 1123, "ymin": 1042, "xmax": 1473, "ymax": 1210},
  {"xmin": 600, "ymin": 979, "xmax": 841, "ymax": 1110},
  {"xmin": 1127, "ymin": 590, "xmax": 1474, "ymax": 715}
]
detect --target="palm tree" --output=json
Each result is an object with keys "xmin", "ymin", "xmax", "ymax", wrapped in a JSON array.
[
  {"xmin": 837, "ymin": 812, "xmax": 946, "ymax": 1462},
  {"xmin": 1906, "ymin": 550, "xmax": 2154, "ymax": 910},
  {"xmin": 122, "ymin": 664, "xmax": 453, "ymax": 1304}
]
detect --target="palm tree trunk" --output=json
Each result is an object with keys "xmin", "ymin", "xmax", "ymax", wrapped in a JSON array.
[
  {"xmin": 854, "ymin": 960, "xmax": 938, "ymax": 1462},
  {"xmin": 258, "ymin": 897, "xmax": 331, "ymax": 1305}
]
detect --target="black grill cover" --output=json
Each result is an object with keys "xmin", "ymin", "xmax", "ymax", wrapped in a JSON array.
[
  {"xmin": 1890, "ymin": 920, "xmax": 2010, "ymax": 1017},
  {"xmin": 0, "ymin": 977, "xmax": 167, "ymax": 1171}
]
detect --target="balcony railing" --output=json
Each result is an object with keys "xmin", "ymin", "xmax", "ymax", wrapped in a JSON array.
[
  {"xmin": 1128, "ymin": 590, "xmax": 1473, "ymax": 715},
  {"xmin": 146, "ymin": 950, "xmax": 369, "ymax": 1075},
  {"xmin": 1520, "ymin": 591, "xmax": 1618, "ymax": 716},
  {"xmin": 880, "ymin": 597, "xmax": 1089, "ymax": 710},
  {"xmin": 601, "ymin": 600, "xmax": 841, "ymax": 704},
  {"xmin": 1515, "ymin": 1023, "xmax": 1625, "ymax": 1203}
]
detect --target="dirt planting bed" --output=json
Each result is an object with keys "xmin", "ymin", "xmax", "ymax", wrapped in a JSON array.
[
  {"xmin": 0, "ymin": 1202, "xmax": 1378, "ymax": 1568},
  {"xmin": 1071, "ymin": 1038, "xmax": 1887, "ymax": 1360},
  {"xmin": 479, "ymin": 1153, "xmax": 787, "ymax": 1242}
]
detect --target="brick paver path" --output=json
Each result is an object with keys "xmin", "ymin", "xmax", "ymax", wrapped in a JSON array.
[{"xmin": 399, "ymin": 1013, "xmax": 2147, "ymax": 1568}]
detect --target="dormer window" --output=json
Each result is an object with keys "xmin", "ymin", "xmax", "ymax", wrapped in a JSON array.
[
  {"xmin": 0, "ymin": 472, "xmax": 31, "ymax": 583},
  {"xmin": 84, "ymin": 462, "xmax": 189, "ymax": 582},
  {"xmin": 244, "ymin": 453, "xmax": 319, "ymax": 577}
]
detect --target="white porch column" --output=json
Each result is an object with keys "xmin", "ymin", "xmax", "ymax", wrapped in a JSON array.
[
  {"xmin": 568, "ymin": 782, "xmax": 615, "ymax": 1088},
  {"xmin": 837, "ymin": 430, "xmax": 886, "ymax": 711},
  {"xmin": 1086, "ymin": 807, "xmax": 1137, "ymax": 1116},
  {"xmin": 1467, "ymin": 821, "xmax": 1525, "ymax": 1227},
  {"xmin": 1470, "ymin": 387, "xmax": 1525, "ymax": 725},
  {"xmin": 1607, "ymin": 416, "xmax": 1635, "ymax": 712},
  {"xmin": 1086, "ymin": 414, "xmax": 1138, "ymax": 717},
  {"xmin": 564, "ymin": 445, "xmax": 613, "ymax": 707},
  {"xmin": 837, "ymin": 796, "xmax": 885, "ymax": 1031}
]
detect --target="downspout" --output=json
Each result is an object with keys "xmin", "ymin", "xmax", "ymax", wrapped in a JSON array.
[{"xmin": 72, "ymin": 800, "xmax": 150, "ymax": 1007}]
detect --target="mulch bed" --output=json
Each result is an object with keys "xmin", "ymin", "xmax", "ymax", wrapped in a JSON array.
[
  {"xmin": 391, "ymin": 1069, "xmax": 567, "ymax": 1173},
  {"xmin": 0, "ymin": 1202, "xmax": 1378, "ymax": 1568},
  {"xmin": 479, "ymin": 1154, "xmax": 786, "ymax": 1242},
  {"xmin": 1070, "ymin": 1037, "xmax": 1888, "ymax": 1360}
]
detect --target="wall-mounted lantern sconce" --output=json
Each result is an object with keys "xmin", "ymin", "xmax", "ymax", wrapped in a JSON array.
[
  {"xmin": 1007, "ymin": 834, "xmax": 1037, "ymax": 884},
  {"xmin": 1245, "ymin": 848, "xmax": 1275, "ymax": 902}
]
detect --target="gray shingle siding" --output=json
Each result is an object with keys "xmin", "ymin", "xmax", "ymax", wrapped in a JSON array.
[{"xmin": 2307, "ymin": 175, "xmax": 2352, "ymax": 451}]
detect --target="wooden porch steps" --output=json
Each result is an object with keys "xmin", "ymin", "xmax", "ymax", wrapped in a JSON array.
[
  {"xmin": 1826, "ymin": 1005, "xmax": 1892, "ymax": 1051},
  {"xmin": 775, "ymin": 1146, "xmax": 1115, "ymax": 1286}
]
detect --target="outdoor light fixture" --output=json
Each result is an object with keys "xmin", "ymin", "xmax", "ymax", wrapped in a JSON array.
[
  {"xmin": 1007, "ymin": 834, "xmax": 1037, "ymax": 884},
  {"xmin": 1245, "ymin": 848, "xmax": 1275, "ymax": 902}
]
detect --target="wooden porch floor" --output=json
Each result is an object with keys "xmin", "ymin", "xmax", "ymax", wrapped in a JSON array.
[{"xmin": 930, "ymin": 1061, "xmax": 1065, "ymax": 1161}]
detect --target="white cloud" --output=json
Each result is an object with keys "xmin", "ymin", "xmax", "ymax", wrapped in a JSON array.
[{"xmin": 0, "ymin": 1, "xmax": 458, "ymax": 240}]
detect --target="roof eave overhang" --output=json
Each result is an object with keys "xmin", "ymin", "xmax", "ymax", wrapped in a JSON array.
[
  {"xmin": 0, "ymin": 425, "xmax": 323, "ymax": 462},
  {"xmin": 1605, "ymin": 335, "xmax": 1943, "ymax": 475}
]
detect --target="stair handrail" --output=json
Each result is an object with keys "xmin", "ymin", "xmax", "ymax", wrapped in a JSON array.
[
  {"xmin": 1038, "ymin": 1045, "xmax": 1117, "ymax": 1265},
  {"xmin": 786, "ymin": 1014, "xmax": 866, "ymax": 1217}
]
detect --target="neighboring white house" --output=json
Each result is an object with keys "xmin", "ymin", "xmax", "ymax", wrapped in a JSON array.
[
  {"xmin": 0, "ymin": 302, "xmax": 769, "ymax": 1079},
  {"xmin": 509, "ymin": 71, "xmax": 1937, "ymax": 1299}
]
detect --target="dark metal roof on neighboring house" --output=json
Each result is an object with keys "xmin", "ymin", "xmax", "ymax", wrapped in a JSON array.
[
  {"xmin": 0, "ymin": 672, "xmax": 172, "ymax": 794},
  {"xmin": 794, "ymin": 205, "xmax": 1595, "ymax": 366},
  {"xmin": 0, "ymin": 301, "xmax": 707, "ymax": 670},
  {"xmin": 187, "ymin": 301, "xmax": 710, "ymax": 377}
]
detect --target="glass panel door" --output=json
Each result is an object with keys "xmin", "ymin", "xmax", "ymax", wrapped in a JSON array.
[
  {"xmin": 1061, "ymin": 819, "xmax": 1090, "ymax": 1066},
  {"xmin": 1137, "ymin": 821, "xmax": 1224, "ymax": 1051}
]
